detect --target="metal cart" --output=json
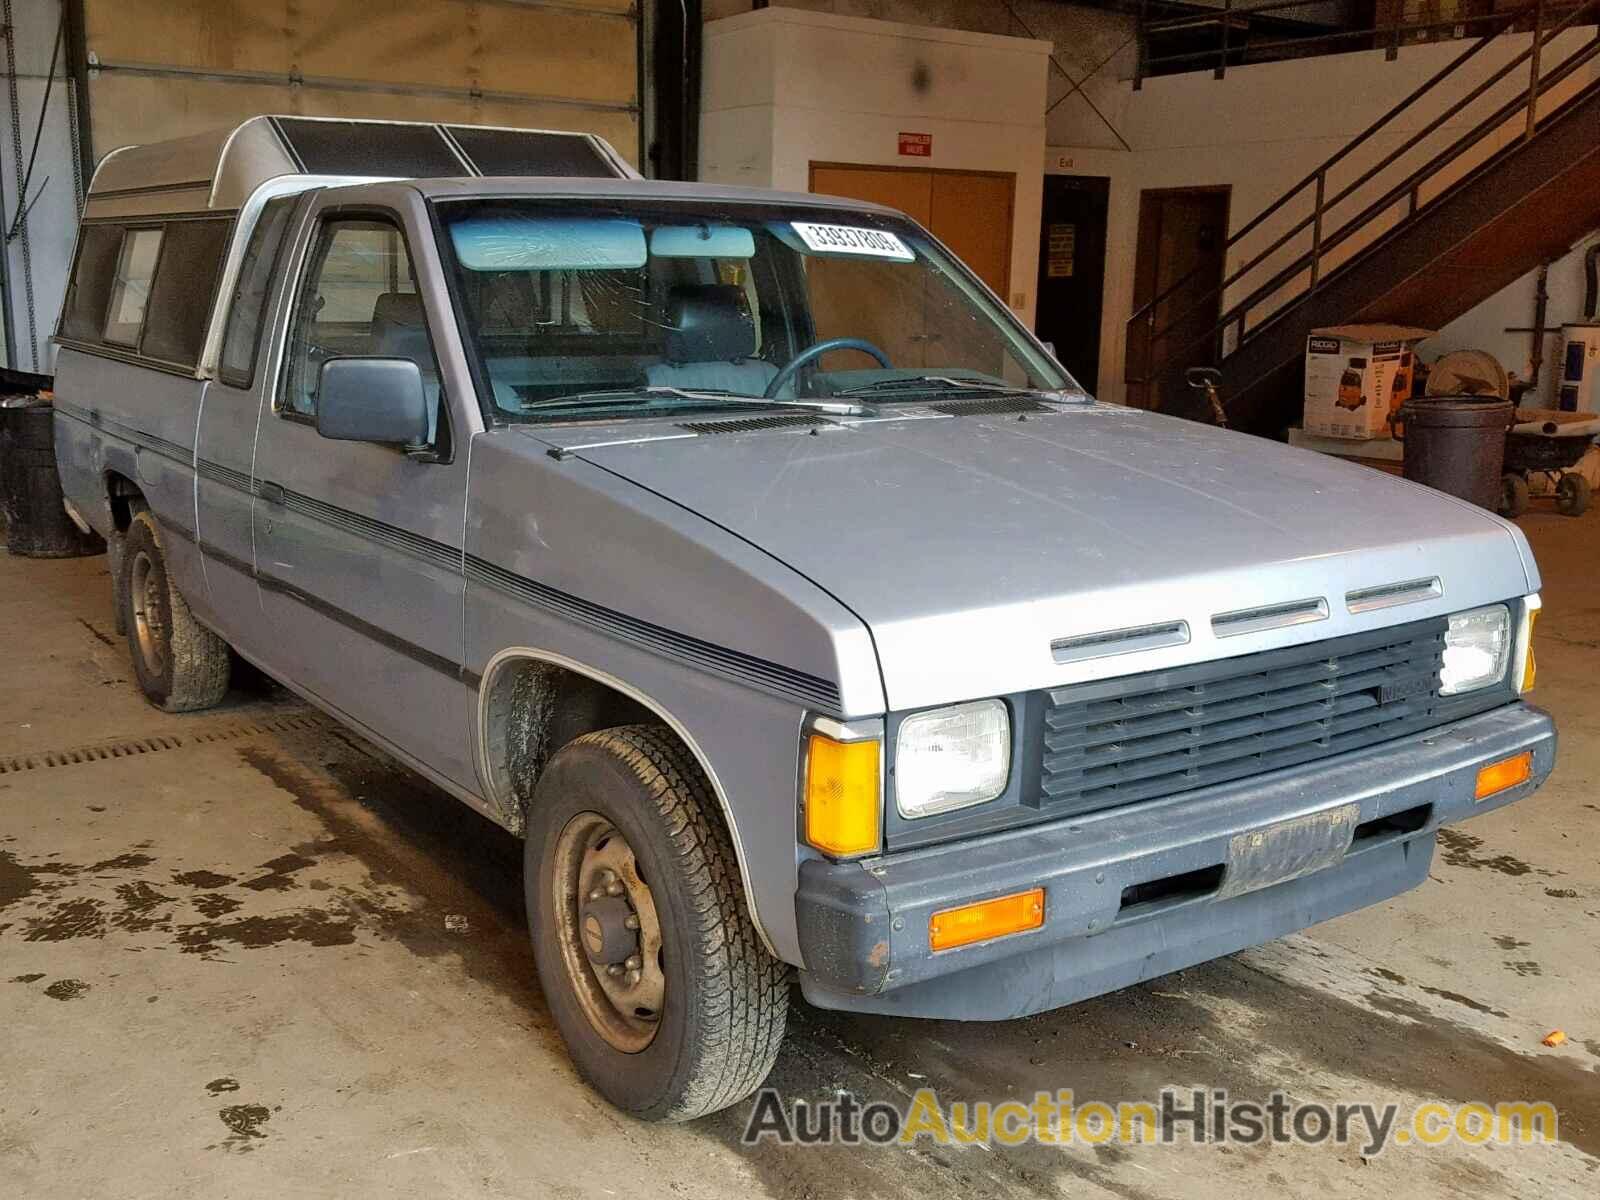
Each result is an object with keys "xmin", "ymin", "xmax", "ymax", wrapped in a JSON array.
[{"xmin": 1499, "ymin": 409, "xmax": 1600, "ymax": 517}]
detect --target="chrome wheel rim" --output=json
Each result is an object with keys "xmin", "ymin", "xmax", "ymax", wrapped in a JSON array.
[
  {"xmin": 551, "ymin": 811, "xmax": 665, "ymax": 1053},
  {"xmin": 129, "ymin": 550, "xmax": 167, "ymax": 676}
]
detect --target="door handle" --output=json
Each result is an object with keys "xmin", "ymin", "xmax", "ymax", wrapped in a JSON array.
[{"xmin": 259, "ymin": 481, "xmax": 286, "ymax": 507}]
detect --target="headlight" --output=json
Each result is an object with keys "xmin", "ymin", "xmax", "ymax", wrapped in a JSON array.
[
  {"xmin": 1441, "ymin": 604, "xmax": 1511, "ymax": 695},
  {"xmin": 895, "ymin": 699, "xmax": 1010, "ymax": 818}
]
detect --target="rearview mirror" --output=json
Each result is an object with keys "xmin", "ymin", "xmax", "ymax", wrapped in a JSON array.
[{"xmin": 316, "ymin": 358, "xmax": 430, "ymax": 447}]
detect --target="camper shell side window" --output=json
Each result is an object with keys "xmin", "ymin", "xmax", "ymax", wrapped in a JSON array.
[
  {"xmin": 141, "ymin": 219, "xmax": 235, "ymax": 365},
  {"xmin": 57, "ymin": 215, "xmax": 233, "ymax": 372},
  {"xmin": 102, "ymin": 227, "xmax": 164, "ymax": 346}
]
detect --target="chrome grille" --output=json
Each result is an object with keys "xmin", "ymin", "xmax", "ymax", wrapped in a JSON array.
[{"xmin": 1037, "ymin": 619, "xmax": 1448, "ymax": 816}]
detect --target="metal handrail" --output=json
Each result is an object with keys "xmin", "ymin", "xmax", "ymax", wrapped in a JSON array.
[
  {"xmin": 1138, "ymin": 0, "xmax": 1590, "ymax": 75},
  {"xmin": 1144, "ymin": 51, "xmax": 1600, "ymax": 380},
  {"xmin": 1128, "ymin": 2, "xmax": 1551, "ymax": 335},
  {"xmin": 1202, "ymin": 40, "xmax": 1600, "ymax": 360},
  {"xmin": 1164, "ymin": 7, "xmax": 1595, "ymax": 347},
  {"xmin": 1146, "ymin": 16, "xmax": 1501, "ymax": 72},
  {"xmin": 1155, "ymin": 33, "xmax": 1500, "ymax": 315},
  {"xmin": 1146, "ymin": 0, "xmax": 1445, "ymax": 33},
  {"xmin": 1127, "ymin": 0, "xmax": 1600, "ymax": 395}
]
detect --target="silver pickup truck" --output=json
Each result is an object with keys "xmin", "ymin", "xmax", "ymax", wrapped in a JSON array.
[{"xmin": 53, "ymin": 116, "xmax": 1553, "ymax": 1121}]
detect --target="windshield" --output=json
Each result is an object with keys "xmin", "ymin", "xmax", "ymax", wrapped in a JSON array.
[{"xmin": 434, "ymin": 198, "xmax": 1075, "ymax": 423}]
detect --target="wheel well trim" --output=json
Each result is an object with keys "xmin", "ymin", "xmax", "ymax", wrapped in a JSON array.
[{"xmin": 474, "ymin": 645, "xmax": 780, "ymax": 958}]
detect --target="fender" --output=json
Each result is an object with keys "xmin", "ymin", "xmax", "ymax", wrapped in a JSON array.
[{"xmin": 474, "ymin": 645, "xmax": 781, "ymax": 958}]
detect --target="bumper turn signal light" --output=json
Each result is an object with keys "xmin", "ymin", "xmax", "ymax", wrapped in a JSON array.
[
  {"xmin": 929, "ymin": 887, "xmax": 1045, "ymax": 952},
  {"xmin": 1475, "ymin": 750, "xmax": 1532, "ymax": 801}
]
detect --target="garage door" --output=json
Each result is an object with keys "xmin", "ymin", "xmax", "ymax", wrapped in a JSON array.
[{"xmin": 81, "ymin": 0, "xmax": 639, "ymax": 166}]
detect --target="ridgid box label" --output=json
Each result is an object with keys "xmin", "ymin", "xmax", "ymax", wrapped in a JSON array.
[{"xmin": 1303, "ymin": 325, "xmax": 1431, "ymax": 440}]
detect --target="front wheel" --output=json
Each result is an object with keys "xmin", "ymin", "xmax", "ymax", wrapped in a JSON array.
[
  {"xmin": 1500, "ymin": 473, "xmax": 1530, "ymax": 518},
  {"xmin": 525, "ymin": 725, "xmax": 788, "ymax": 1121}
]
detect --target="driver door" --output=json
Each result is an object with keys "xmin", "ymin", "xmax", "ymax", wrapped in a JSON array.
[{"xmin": 252, "ymin": 198, "xmax": 477, "ymax": 792}]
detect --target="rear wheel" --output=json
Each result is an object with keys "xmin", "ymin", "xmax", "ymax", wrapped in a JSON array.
[
  {"xmin": 121, "ymin": 510, "xmax": 231, "ymax": 712},
  {"xmin": 525, "ymin": 725, "xmax": 788, "ymax": 1121}
]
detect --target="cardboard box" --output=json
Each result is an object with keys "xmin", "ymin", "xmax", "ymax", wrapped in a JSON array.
[{"xmin": 1303, "ymin": 324, "xmax": 1431, "ymax": 440}]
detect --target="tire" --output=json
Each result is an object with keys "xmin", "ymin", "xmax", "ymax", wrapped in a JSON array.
[
  {"xmin": 106, "ymin": 528, "xmax": 129, "ymax": 636},
  {"xmin": 120, "ymin": 509, "xmax": 231, "ymax": 712},
  {"xmin": 1500, "ymin": 473, "xmax": 1530, "ymax": 518},
  {"xmin": 1556, "ymin": 473, "xmax": 1591, "ymax": 517},
  {"xmin": 524, "ymin": 724, "xmax": 788, "ymax": 1122}
]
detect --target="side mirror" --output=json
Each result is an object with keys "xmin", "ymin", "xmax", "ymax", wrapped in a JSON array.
[{"xmin": 316, "ymin": 358, "xmax": 430, "ymax": 447}]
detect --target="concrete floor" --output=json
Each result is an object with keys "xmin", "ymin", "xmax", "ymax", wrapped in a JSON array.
[{"xmin": 2, "ymin": 509, "xmax": 1597, "ymax": 1200}]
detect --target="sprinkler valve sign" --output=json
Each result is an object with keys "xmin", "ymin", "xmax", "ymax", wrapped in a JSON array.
[{"xmin": 898, "ymin": 132, "xmax": 932, "ymax": 157}]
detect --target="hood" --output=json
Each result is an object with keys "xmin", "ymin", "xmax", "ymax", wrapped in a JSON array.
[{"xmin": 541, "ymin": 404, "xmax": 1536, "ymax": 711}]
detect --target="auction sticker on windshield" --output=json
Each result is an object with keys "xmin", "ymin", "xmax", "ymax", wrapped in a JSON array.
[{"xmin": 792, "ymin": 222, "xmax": 914, "ymax": 261}]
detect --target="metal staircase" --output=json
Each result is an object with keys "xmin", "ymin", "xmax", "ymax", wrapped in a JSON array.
[{"xmin": 1127, "ymin": 0, "xmax": 1600, "ymax": 433}]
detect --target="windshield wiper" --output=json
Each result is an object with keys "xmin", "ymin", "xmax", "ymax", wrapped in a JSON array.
[
  {"xmin": 521, "ymin": 386, "xmax": 870, "ymax": 417},
  {"xmin": 834, "ymin": 375, "xmax": 1075, "ymax": 399}
]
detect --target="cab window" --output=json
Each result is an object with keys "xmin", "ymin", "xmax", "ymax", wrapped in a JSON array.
[
  {"xmin": 219, "ymin": 196, "xmax": 298, "ymax": 388},
  {"xmin": 281, "ymin": 216, "xmax": 442, "ymax": 442}
]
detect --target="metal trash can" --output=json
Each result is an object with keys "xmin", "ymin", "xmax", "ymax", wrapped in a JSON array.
[
  {"xmin": 1394, "ymin": 394, "xmax": 1513, "ymax": 512},
  {"xmin": 0, "ymin": 395, "xmax": 105, "ymax": 558}
]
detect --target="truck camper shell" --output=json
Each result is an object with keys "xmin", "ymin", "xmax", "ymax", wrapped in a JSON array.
[
  {"xmin": 83, "ymin": 114, "xmax": 636, "ymax": 219},
  {"xmin": 61, "ymin": 116, "xmax": 635, "ymax": 377}
]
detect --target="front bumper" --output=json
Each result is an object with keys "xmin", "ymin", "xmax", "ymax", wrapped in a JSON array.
[{"xmin": 796, "ymin": 702, "xmax": 1554, "ymax": 1020}]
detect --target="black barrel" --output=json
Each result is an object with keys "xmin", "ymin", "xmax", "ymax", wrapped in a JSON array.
[
  {"xmin": 1395, "ymin": 394, "xmax": 1513, "ymax": 511},
  {"xmin": 0, "ymin": 396, "xmax": 105, "ymax": 557}
]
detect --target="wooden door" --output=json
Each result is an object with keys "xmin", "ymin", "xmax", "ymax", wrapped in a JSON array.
[
  {"xmin": 808, "ymin": 164, "xmax": 1013, "ymax": 296},
  {"xmin": 806, "ymin": 163, "xmax": 1015, "ymax": 371},
  {"xmin": 1125, "ymin": 187, "xmax": 1230, "ymax": 411},
  {"xmin": 810, "ymin": 165, "xmax": 933, "ymax": 227},
  {"xmin": 929, "ymin": 172, "xmax": 1013, "ymax": 298}
]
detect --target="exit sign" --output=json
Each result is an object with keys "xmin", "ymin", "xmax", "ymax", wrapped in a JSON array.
[{"xmin": 898, "ymin": 132, "xmax": 932, "ymax": 157}]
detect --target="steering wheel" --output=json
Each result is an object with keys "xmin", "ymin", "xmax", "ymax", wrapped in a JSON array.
[{"xmin": 764, "ymin": 337, "xmax": 893, "ymax": 399}]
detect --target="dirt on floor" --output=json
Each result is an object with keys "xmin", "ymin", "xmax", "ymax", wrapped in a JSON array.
[{"xmin": 1, "ymin": 508, "xmax": 1597, "ymax": 1200}]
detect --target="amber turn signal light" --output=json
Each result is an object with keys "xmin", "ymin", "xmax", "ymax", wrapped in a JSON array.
[
  {"xmin": 803, "ymin": 733, "xmax": 881, "ymax": 857},
  {"xmin": 929, "ymin": 887, "xmax": 1045, "ymax": 952},
  {"xmin": 1475, "ymin": 751, "xmax": 1532, "ymax": 801},
  {"xmin": 1520, "ymin": 606, "xmax": 1538, "ymax": 693}
]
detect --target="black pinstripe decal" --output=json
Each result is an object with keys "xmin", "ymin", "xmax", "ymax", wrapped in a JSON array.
[
  {"xmin": 465, "ymin": 555, "xmax": 842, "ymax": 711},
  {"xmin": 255, "ymin": 571, "xmax": 462, "ymax": 679},
  {"xmin": 60, "ymin": 401, "xmax": 842, "ymax": 710}
]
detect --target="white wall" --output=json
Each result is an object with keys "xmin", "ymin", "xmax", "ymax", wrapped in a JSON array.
[
  {"xmin": 1429, "ymin": 239, "xmax": 1600, "ymax": 401},
  {"xmin": 1048, "ymin": 25, "xmax": 1600, "ymax": 406},
  {"xmin": 704, "ymin": 1, "xmax": 1138, "ymax": 152},
  {"xmin": 701, "ymin": 7, "xmax": 1051, "ymax": 321}
]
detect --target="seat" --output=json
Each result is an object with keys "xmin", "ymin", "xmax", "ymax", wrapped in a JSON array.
[
  {"xmin": 371, "ymin": 292, "xmax": 432, "ymax": 366},
  {"xmin": 645, "ymin": 283, "xmax": 779, "ymax": 395},
  {"xmin": 370, "ymin": 291, "xmax": 441, "ymax": 440}
]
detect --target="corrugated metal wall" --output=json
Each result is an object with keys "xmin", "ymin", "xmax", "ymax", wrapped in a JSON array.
[
  {"xmin": 81, "ymin": 0, "xmax": 640, "ymax": 160},
  {"xmin": 0, "ymin": 0, "xmax": 82, "ymax": 372},
  {"xmin": 1, "ymin": 0, "xmax": 640, "ymax": 372}
]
